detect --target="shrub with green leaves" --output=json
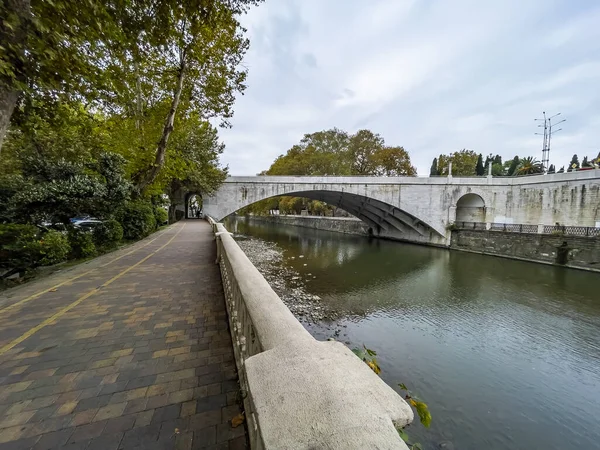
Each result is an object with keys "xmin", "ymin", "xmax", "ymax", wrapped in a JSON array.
[
  {"xmin": 0, "ymin": 224, "xmax": 41, "ymax": 273},
  {"xmin": 67, "ymin": 228, "xmax": 96, "ymax": 259},
  {"xmin": 154, "ymin": 207, "xmax": 168, "ymax": 227},
  {"xmin": 93, "ymin": 219, "xmax": 124, "ymax": 248},
  {"xmin": 39, "ymin": 231, "xmax": 71, "ymax": 265},
  {"xmin": 120, "ymin": 201, "xmax": 156, "ymax": 240}
]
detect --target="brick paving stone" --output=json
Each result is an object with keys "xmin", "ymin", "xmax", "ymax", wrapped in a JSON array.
[
  {"xmin": 31, "ymin": 429, "xmax": 73, "ymax": 450},
  {"xmin": 0, "ymin": 222, "xmax": 246, "ymax": 449}
]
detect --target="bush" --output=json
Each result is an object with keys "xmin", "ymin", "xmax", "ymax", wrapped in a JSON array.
[
  {"xmin": 39, "ymin": 230, "xmax": 71, "ymax": 265},
  {"xmin": 93, "ymin": 219, "xmax": 124, "ymax": 248},
  {"xmin": 68, "ymin": 228, "xmax": 96, "ymax": 259},
  {"xmin": 0, "ymin": 224, "xmax": 41, "ymax": 272},
  {"xmin": 154, "ymin": 207, "xmax": 168, "ymax": 227},
  {"xmin": 120, "ymin": 201, "xmax": 156, "ymax": 240}
]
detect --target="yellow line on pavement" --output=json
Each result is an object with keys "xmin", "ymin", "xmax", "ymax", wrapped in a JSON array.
[
  {"xmin": 0, "ymin": 224, "xmax": 185, "ymax": 356},
  {"xmin": 0, "ymin": 227, "xmax": 174, "ymax": 316}
]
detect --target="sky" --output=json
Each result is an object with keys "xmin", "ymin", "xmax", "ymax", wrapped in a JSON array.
[{"xmin": 218, "ymin": 0, "xmax": 600, "ymax": 176}]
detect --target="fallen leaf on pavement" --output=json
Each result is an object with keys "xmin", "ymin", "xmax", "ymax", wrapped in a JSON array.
[{"xmin": 231, "ymin": 413, "xmax": 245, "ymax": 428}]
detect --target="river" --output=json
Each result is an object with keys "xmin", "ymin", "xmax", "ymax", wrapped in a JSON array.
[{"xmin": 225, "ymin": 216, "xmax": 600, "ymax": 450}]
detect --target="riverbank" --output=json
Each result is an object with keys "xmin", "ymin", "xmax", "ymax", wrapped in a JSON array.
[
  {"xmin": 235, "ymin": 235, "xmax": 344, "ymax": 324},
  {"xmin": 239, "ymin": 214, "xmax": 600, "ymax": 274},
  {"xmin": 240, "ymin": 214, "xmax": 369, "ymax": 236}
]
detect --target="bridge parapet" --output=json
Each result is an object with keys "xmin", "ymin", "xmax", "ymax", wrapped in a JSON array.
[{"xmin": 208, "ymin": 218, "xmax": 413, "ymax": 449}]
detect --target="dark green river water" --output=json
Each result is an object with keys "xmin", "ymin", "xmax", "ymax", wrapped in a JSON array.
[{"xmin": 226, "ymin": 217, "xmax": 600, "ymax": 450}]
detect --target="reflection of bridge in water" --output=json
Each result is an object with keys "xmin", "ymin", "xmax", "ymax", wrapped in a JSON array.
[{"xmin": 203, "ymin": 171, "xmax": 600, "ymax": 246}]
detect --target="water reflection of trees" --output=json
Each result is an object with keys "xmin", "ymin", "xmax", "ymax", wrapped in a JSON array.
[{"xmin": 228, "ymin": 217, "xmax": 600, "ymax": 316}]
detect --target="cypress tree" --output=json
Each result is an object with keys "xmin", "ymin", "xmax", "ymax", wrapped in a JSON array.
[{"xmin": 475, "ymin": 154, "xmax": 485, "ymax": 176}]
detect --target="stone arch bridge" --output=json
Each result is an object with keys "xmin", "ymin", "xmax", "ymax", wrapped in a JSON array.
[{"xmin": 203, "ymin": 171, "xmax": 600, "ymax": 246}]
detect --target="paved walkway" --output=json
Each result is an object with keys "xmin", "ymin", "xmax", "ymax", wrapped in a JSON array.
[{"xmin": 0, "ymin": 221, "xmax": 244, "ymax": 450}]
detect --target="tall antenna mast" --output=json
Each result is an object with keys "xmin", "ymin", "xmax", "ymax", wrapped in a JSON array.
[
  {"xmin": 547, "ymin": 114, "xmax": 566, "ymax": 167},
  {"xmin": 535, "ymin": 112, "xmax": 565, "ymax": 172},
  {"xmin": 535, "ymin": 112, "xmax": 548, "ymax": 170}
]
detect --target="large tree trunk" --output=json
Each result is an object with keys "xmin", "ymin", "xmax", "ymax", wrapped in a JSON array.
[
  {"xmin": 0, "ymin": 0, "xmax": 31, "ymax": 155},
  {"xmin": 137, "ymin": 57, "xmax": 187, "ymax": 193}
]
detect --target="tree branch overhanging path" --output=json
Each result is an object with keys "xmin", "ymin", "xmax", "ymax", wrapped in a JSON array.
[{"xmin": 0, "ymin": 0, "xmax": 262, "ymax": 195}]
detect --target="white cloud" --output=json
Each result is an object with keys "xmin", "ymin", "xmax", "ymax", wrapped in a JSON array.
[{"xmin": 220, "ymin": 0, "xmax": 600, "ymax": 175}]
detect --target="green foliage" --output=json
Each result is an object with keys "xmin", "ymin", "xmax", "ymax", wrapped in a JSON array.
[
  {"xmin": 507, "ymin": 156, "xmax": 520, "ymax": 176},
  {"xmin": 548, "ymin": 164, "xmax": 556, "ymax": 174},
  {"xmin": 120, "ymin": 201, "xmax": 156, "ymax": 240},
  {"xmin": 0, "ymin": 174, "xmax": 27, "ymax": 222},
  {"xmin": 352, "ymin": 345, "xmax": 381, "ymax": 374},
  {"xmin": 39, "ymin": 231, "xmax": 71, "ymax": 266},
  {"xmin": 437, "ymin": 149, "xmax": 478, "ymax": 176},
  {"xmin": 267, "ymin": 128, "xmax": 416, "ymax": 177},
  {"xmin": 517, "ymin": 156, "xmax": 544, "ymax": 175},
  {"xmin": 67, "ymin": 228, "xmax": 96, "ymax": 259},
  {"xmin": 4, "ymin": 148, "xmax": 130, "ymax": 225},
  {"xmin": 279, "ymin": 197, "xmax": 304, "ymax": 215},
  {"xmin": 429, "ymin": 157, "xmax": 438, "ymax": 177},
  {"xmin": 398, "ymin": 384, "xmax": 432, "ymax": 428},
  {"xmin": 0, "ymin": 224, "xmax": 41, "ymax": 272},
  {"xmin": 567, "ymin": 154, "xmax": 580, "ymax": 172},
  {"xmin": 93, "ymin": 219, "xmax": 124, "ymax": 248},
  {"xmin": 154, "ymin": 207, "xmax": 168, "ymax": 226},
  {"xmin": 475, "ymin": 154, "xmax": 485, "ymax": 176}
]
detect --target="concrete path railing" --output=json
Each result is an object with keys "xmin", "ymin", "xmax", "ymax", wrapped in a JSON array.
[{"xmin": 207, "ymin": 217, "xmax": 413, "ymax": 449}]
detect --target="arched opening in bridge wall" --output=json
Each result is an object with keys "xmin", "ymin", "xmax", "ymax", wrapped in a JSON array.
[
  {"xmin": 184, "ymin": 192, "xmax": 203, "ymax": 219},
  {"xmin": 456, "ymin": 193, "xmax": 486, "ymax": 223}
]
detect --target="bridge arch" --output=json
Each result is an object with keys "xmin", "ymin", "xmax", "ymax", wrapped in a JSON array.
[
  {"xmin": 217, "ymin": 190, "xmax": 444, "ymax": 242},
  {"xmin": 455, "ymin": 193, "xmax": 486, "ymax": 222}
]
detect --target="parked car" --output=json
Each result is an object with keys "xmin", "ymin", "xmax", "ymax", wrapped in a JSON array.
[
  {"xmin": 70, "ymin": 216, "xmax": 92, "ymax": 223},
  {"xmin": 73, "ymin": 219, "xmax": 103, "ymax": 231}
]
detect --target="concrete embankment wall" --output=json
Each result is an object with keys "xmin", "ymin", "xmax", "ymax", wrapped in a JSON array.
[
  {"xmin": 245, "ymin": 214, "xmax": 370, "ymax": 236},
  {"xmin": 451, "ymin": 230, "xmax": 600, "ymax": 272}
]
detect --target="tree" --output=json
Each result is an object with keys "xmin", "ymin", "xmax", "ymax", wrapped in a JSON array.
[
  {"xmin": 548, "ymin": 164, "xmax": 555, "ymax": 174},
  {"xmin": 582, "ymin": 156, "xmax": 592, "ymax": 168},
  {"xmin": 516, "ymin": 156, "xmax": 544, "ymax": 175},
  {"xmin": 491, "ymin": 163, "xmax": 504, "ymax": 176},
  {"xmin": 131, "ymin": 1, "xmax": 260, "ymax": 192},
  {"xmin": 429, "ymin": 158, "xmax": 438, "ymax": 177},
  {"xmin": 507, "ymin": 156, "xmax": 520, "ymax": 176},
  {"xmin": 9, "ymin": 153, "xmax": 131, "ymax": 225},
  {"xmin": 475, "ymin": 154, "xmax": 484, "ymax": 176},
  {"xmin": 267, "ymin": 129, "xmax": 351, "ymax": 176},
  {"xmin": 348, "ymin": 129, "xmax": 385, "ymax": 175},
  {"xmin": 567, "ymin": 154, "xmax": 579, "ymax": 172},
  {"xmin": 371, "ymin": 146, "xmax": 416, "ymax": 176},
  {"xmin": 159, "ymin": 116, "xmax": 228, "ymax": 222},
  {"xmin": 437, "ymin": 149, "xmax": 478, "ymax": 176},
  {"xmin": 558, "ymin": 166, "xmax": 565, "ymax": 173},
  {"xmin": 0, "ymin": 0, "xmax": 119, "ymax": 154}
]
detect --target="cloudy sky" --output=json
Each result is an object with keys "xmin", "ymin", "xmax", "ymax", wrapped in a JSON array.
[{"xmin": 218, "ymin": 0, "xmax": 600, "ymax": 176}]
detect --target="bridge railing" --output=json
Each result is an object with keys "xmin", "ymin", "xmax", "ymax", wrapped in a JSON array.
[
  {"xmin": 207, "ymin": 217, "xmax": 414, "ymax": 449},
  {"xmin": 455, "ymin": 221, "xmax": 600, "ymax": 237}
]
